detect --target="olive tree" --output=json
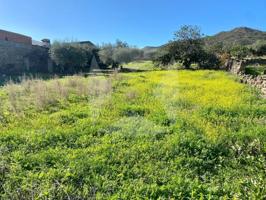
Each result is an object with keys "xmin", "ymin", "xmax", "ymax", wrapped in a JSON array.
[
  {"xmin": 50, "ymin": 41, "xmax": 92, "ymax": 73},
  {"xmin": 154, "ymin": 25, "xmax": 206, "ymax": 69},
  {"xmin": 99, "ymin": 41, "xmax": 143, "ymax": 68},
  {"xmin": 153, "ymin": 25, "xmax": 222, "ymax": 69},
  {"xmin": 229, "ymin": 45, "xmax": 251, "ymax": 59},
  {"xmin": 251, "ymin": 40, "xmax": 266, "ymax": 56},
  {"xmin": 113, "ymin": 48, "xmax": 143, "ymax": 65}
]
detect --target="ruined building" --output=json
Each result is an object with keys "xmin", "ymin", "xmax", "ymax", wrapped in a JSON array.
[{"xmin": 0, "ymin": 29, "xmax": 52, "ymax": 75}]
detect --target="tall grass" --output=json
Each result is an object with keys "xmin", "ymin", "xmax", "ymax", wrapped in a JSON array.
[{"xmin": 3, "ymin": 75, "xmax": 113, "ymax": 114}]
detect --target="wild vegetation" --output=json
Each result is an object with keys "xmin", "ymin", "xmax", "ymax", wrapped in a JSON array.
[
  {"xmin": 153, "ymin": 26, "xmax": 266, "ymax": 70},
  {"xmin": 245, "ymin": 65, "xmax": 266, "ymax": 75},
  {"xmin": 0, "ymin": 70, "xmax": 265, "ymax": 199},
  {"xmin": 1, "ymin": 24, "xmax": 266, "ymax": 199}
]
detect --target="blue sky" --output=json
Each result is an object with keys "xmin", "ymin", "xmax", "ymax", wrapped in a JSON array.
[{"xmin": 0, "ymin": 0, "xmax": 266, "ymax": 47}]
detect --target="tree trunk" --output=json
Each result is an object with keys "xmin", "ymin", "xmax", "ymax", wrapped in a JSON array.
[{"xmin": 183, "ymin": 59, "xmax": 191, "ymax": 69}]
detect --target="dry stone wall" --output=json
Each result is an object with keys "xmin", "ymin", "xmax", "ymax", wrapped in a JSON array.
[
  {"xmin": 226, "ymin": 58, "xmax": 266, "ymax": 97},
  {"xmin": 239, "ymin": 73, "xmax": 266, "ymax": 97}
]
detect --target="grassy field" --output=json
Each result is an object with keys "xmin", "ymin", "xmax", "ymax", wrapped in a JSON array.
[
  {"xmin": 124, "ymin": 60, "xmax": 186, "ymax": 71},
  {"xmin": 0, "ymin": 70, "xmax": 265, "ymax": 199},
  {"xmin": 123, "ymin": 60, "xmax": 157, "ymax": 70}
]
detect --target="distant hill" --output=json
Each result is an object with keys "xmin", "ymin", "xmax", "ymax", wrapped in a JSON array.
[
  {"xmin": 204, "ymin": 27, "xmax": 266, "ymax": 47},
  {"xmin": 142, "ymin": 27, "xmax": 266, "ymax": 55}
]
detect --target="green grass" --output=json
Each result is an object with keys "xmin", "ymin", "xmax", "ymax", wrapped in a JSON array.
[
  {"xmin": 124, "ymin": 60, "xmax": 157, "ymax": 70},
  {"xmin": 245, "ymin": 65, "xmax": 266, "ymax": 76},
  {"xmin": 0, "ymin": 70, "xmax": 265, "ymax": 199},
  {"xmin": 124, "ymin": 60, "xmax": 184, "ymax": 70}
]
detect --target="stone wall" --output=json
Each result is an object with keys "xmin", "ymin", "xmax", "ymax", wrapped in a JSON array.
[
  {"xmin": 0, "ymin": 40, "xmax": 52, "ymax": 75},
  {"xmin": 226, "ymin": 58, "xmax": 266, "ymax": 74},
  {"xmin": 225, "ymin": 58, "xmax": 266, "ymax": 98},
  {"xmin": 238, "ymin": 73, "xmax": 266, "ymax": 97}
]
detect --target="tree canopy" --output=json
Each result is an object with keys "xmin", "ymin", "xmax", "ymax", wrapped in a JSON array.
[
  {"xmin": 99, "ymin": 41, "xmax": 143, "ymax": 68},
  {"xmin": 154, "ymin": 25, "xmax": 220, "ymax": 69},
  {"xmin": 50, "ymin": 41, "xmax": 96, "ymax": 73}
]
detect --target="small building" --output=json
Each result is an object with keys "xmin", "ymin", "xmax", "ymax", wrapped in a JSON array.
[{"xmin": 0, "ymin": 29, "xmax": 51, "ymax": 74}]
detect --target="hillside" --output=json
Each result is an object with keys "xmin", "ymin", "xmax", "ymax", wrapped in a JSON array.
[
  {"xmin": 0, "ymin": 71, "xmax": 265, "ymax": 199},
  {"xmin": 205, "ymin": 27, "xmax": 266, "ymax": 47},
  {"xmin": 148, "ymin": 27, "xmax": 266, "ymax": 49}
]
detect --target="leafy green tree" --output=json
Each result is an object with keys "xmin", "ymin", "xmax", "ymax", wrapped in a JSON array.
[
  {"xmin": 98, "ymin": 43, "xmax": 116, "ymax": 67},
  {"xmin": 229, "ymin": 45, "xmax": 251, "ymax": 59},
  {"xmin": 154, "ymin": 25, "xmax": 205, "ymax": 69},
  {"xmin": 113, "ymin": 48, "xmax": 143, "ymax": 66},
  {"xmin": 205, "ymin": 41, "xmax": 225, "ymax": 55},
  {"xmin": 174, "ymin": 25, "xmax": 202, "ymax": 41},
  {"xmin": 50, "ymin": 41, "xmax": 92, "ymax": 73},
  {"xmin": 154, "ymin": 25, "xmax": 220, "ymax": 69},
  {"xmin": 153, "ymin": 48, "xmax": 172, "ymax": 67},
  {"xmin": 115, "ymin": 39, "xmax": 129, "ymax": 48},
  {"xmin": 198, "ymin": 51, "xmax": 221, "ymax": 69},
  {"xmin": 99, "ymin": 41, "xmax": 143, "ymax": 68},
  {"xmin": 251, "ymin": 40, "xmax": 266, "ymax": 56},
  {"xmin": 171, "ymin": 25, "xmax": 204, "ymax": 69}
]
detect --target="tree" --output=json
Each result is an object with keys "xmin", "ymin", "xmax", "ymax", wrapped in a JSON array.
[
  {"xmin": 172, "ymin": 25, "xmax": 204, "ymax": 68},
  {"xmin": 174, "ymin": 25, "xmax": 202, "ymax": 41},
  {"xmin": 198, "ymin": 51, "xmax": 221, "ymax": 69},
  {"xmin": 251, "ymin": 40, "xmax": 266, "ymax": 56},
  {"xmin": 153, "ymin": 48, "xmax": 172, "ymax": 67},
  {"xmin": 154, "ymin": 25, "xmax": 205, "ymax": 69},
  {"xmin": 113, "ymin": 48, "xmax": 143, "ymax": 65},
  {"xmin": 205, "ymin": 41, "xmax": 225, "ymax": 56},
  {"xmin": 98, "ymin": 43, "xmax": 116, "ymax": 67},
  {"xmin": 115, "ymin": 39, "xmax": 129, "ymax": 48},
  {"xmin": 50, "ymin": 41, "xmax": 92, "ymax": 73},
  {"xmin": 99, "ymin": 41, "xmax": 143, "ymax": 68},
  {"xmin": 229, "ymin": 45, "xmax": 251, "ymax": 59},
  {"xmin": 153, "ymin": 25, "xmax": 222, "ymax": 69}
]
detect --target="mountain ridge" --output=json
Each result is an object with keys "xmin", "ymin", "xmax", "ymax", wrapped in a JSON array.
[
  {"xmin": 204, "ymin": 27, "xmax": 266, "ymax": 47},
  {"xmin": 143, "ymin": 27, "xmax": 266, "ymax": 50}
]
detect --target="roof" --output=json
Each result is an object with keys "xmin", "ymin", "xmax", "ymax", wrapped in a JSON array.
[{"xmin": 77, "ymin": 41, "xmax": 95, "ymax": 46}]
